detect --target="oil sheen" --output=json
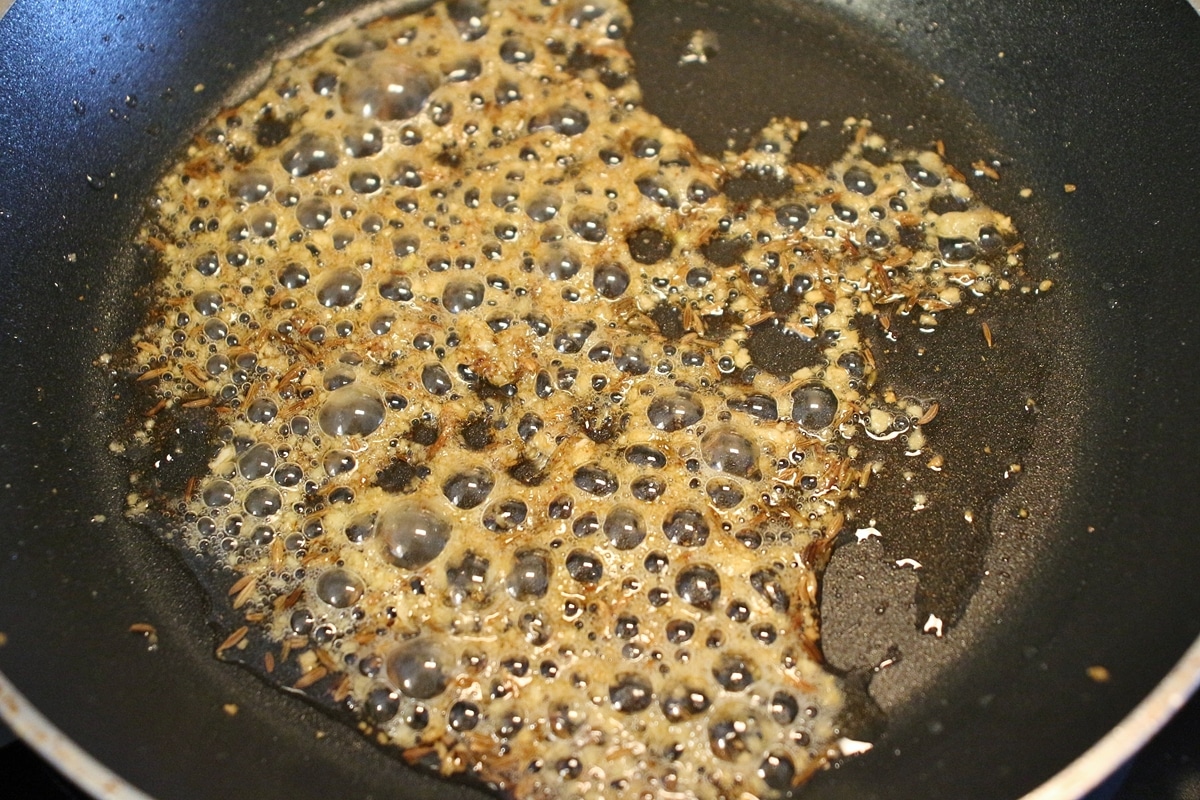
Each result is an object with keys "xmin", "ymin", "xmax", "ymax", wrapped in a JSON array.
[{"xmin": 122, "ymin": 1, "xmax": 1028, "ymax": 798}]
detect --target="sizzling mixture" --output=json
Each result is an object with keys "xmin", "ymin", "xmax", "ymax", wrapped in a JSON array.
[{"xmin": 123, "ymin": 1, "xmax": 1026, "ymax": 797}]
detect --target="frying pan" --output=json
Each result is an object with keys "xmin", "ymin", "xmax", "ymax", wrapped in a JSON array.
[{"xmin": 1, "ymin": 0, "xmax": 1199, "ymax": 798}]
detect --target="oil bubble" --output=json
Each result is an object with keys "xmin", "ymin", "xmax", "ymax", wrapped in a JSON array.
[
  {"xmin": 339, "ymin": 51, "xmax": 437, "ymax": 121},
  {"xmin": 243, "ymin": 486, "xmax": 282, "ymax": 517},
  {"xmin": 237, "ymin": 442, "xmax": 277, "ymax": 479},
  {"xmin": 281, "ymin": 133, "xmax": 339, "ymax": 176},
  {"xmin": 318, "ymin": 385, "xmax": 385, "ymax": 436},
  {"xmin": 442, "ymin": 467, "xmax": 494, "ymax": 509},
  {"xmin": 442, "ymin": 279, "xmax": 485, "ymax": 312},
  {"xmin": 386, "ymin": 639, "xmax": 449, "ymax": 699},
  {"xmin": 377, "ymin": 505, "xmax": 449, "ymax": 568},
  {"xmin": 662, "ymin": 507, "xmax": 708, "ymax": 547},
  {"xmin": 791, "ymin": 383, "xmax": 838, "ymax": 431},
  {"xmin": 676, "ymin": 564, "xmax": 720, "ymax": 609},
  {"xmin": 603, "ymin": 505, "xmax": 645, "ymax": 550},
  {"xmin": 229, "ymin": 169, "xmax": 273, "ymax": 203},
  {"xmin": 660, "ymin": 685, "xmax": 710, "ymax": 721},
  {"xmin": 201, "ymin": 480, "xmax": 235, "ymax": 508},
  {"xmin": 647, "ymin": 392, "xmax": 703, "ymax": 431},
  {"xmin": 609, "ymin": 673, "xmax": 653, "ymax": 713},
  {"xmin": 592, "ymin": 261, "xmax": 629, "ymax": 298},
  {"xmin": 565, "ymin": 549, "xmax": 603, "ymax": 583},
  {"xmin": 506, "ymin": 549, "xmax": 551, "ymax": 599},
  {"xmin": 316, "ymin": 567, "xmax": 365, "ymax": 608},
  {"xmin": 713, "ymin": 654, "xmax": 755, "ymax": 691},
  {"xmin": 314, "ymin": 267, "xmax": 363, "ymax": 307},
  {"xmin": 574, "ymin": 464, "xmax": 618, "ymax": 496},
  {"xmin": 700, "ymin": 429, "xmax": 759, "ymax": 478}
]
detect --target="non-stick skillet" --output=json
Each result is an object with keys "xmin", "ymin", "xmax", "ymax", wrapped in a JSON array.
[{"xmin": 1, "ymin": 0, "xmax": 1199, "ymax": 799}]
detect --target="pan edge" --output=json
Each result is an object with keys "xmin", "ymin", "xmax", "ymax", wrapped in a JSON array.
[
  {"xmin": 0, "ymin": 669, "xmax": 154, "ymax": 800},
  {"xmin": 1021, "ymin": 634, "xmax": 1200, "ymax": 800},
  {"xmin": 3, "ymin": 633, "xmax": 1200, "ymax": 800}
]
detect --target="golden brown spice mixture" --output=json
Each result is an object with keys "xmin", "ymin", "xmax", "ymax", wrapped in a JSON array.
[{"xmin": 123, "ymin": 0, "xmax": 1027, "ymax": 797}]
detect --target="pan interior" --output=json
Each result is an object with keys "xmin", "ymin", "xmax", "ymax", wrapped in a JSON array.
[
  {"xmin": 114, "ymin": 0, "xmax": 1079, "ymax": 792},
  {"xmin": 625, "ymin": 0, "xmax": 1081, "ymax": 735},
  {"xmin": 1, "ymin": 1, "xmax": 1197, "ymax": 800}
]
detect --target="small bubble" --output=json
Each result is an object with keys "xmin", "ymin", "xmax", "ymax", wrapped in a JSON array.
[
  {"xmin": 243, "ymin": 486, "xmax": 282, "ymax": 517},
  {"xmin": 364, "ymin": 685, "xmax": 400, "ymax": 723},
  {"xmin": 625, "ymin": 445, "xmax": 667, "ymax": 469},
  {"xmin": 700, "ymin": 429, "xmax": 759, "ymax": 478},
  {"xmin": 201, "ymin": 480, "xmax": 235, "ymax": 508},
  {"xmin": 713, "ymin": 654, "xmax": 755, "ymax": 691},
  {"xmin": 378, "ymin": 506, "xmax": 451, "ymax": 569},
  {"xmin": 280, "ymin": 133, "xmax": 339, "ymax": 176},
  {"xmin": 903, "ymin": 160, "xmax": 941, "ymax": 187},
  {"xmin": 662, "ymin": 507, "xmax": 709, "ymax": 546},
  {"xmin": 442, "ymin": 279, "xmax": 485, "ymax": 313},
  {"xmin": 316, "ymin": 567, "xmax": 364, "ymax": 608},
  {"xmin": 530, "ymin": 104, "xmax": 590, "ymax": 136},
  {"xmin": 296, "ymin": 197, "xmax": 333, "ymax": 230},
  {"xmin": 569, "ymin": 207, "xmax": 607, "ymax": 243},
  {"xmin": 565, "ymin": 549, "xmax": 603, "ymax": 584},
  {"xmin": 442, "ymin": 467, "xmax": 494, "ymax": 509},
  {"xmin": 666, "ymin": 620, "xmax": 694, "ymax": 644},
  {"xmin": 386, "ymin": 640, "xmax": 448, "ymax": 699},
  {"xmin": 572, "ymin": 511, "xmax": 599, "ymax": 538},
  {"xmin": 593, "ymin": 261, "xmax": 629, "ymax": 298},
  {"xmin": 229, "ymin": 169, "xmax": 274, "ymax": 203},
  {"xmin": 314, "ymin": 267, "xmax": 362, "ymax": 307},
  {"xmin": 769, "ymin": 691, "xmax": 799, "ymax": 724},
  {"xmin": 709, "ymin": 717, "xmax": 751, "ymax": 761},
  {"xmin": 421, "ymin": 363, "xmax": 453, "ymax": 396},
  {"xmin": 647, "ymin": 392, "xmax": 704, "ymax": 431},
  {"xmin": 192, "ymin": 290, "xmax": 222, "ymax": 317},
  {"xmin": 750, "ymin": 568, "xmax": 790, "ymax": 612},
  {"xmin": 573, "ymin": 464, "xmax": 618, "ymax": 496},
  {"xmin": 482, "ymin": 498, "xmax": 528, "ymax": 532},
  {"xmin": 507, "ymin": 549, "xmax": 551, "ymax": 600},
  {"xmin": 791, "ymin": 383, "xmax": 838, "ymax": 431},
  {"xmin": 630, "ymin": 476, "xmax": 665, "ymax": 502},
  {"xmin": 237, "ymin": 442, "xmax": 276, "ymax": 480},
  {"xmin": 660, "ymin": 685, "xmax": 710, "ymax": 721},
  {"xmin": 676, "ymin": 564, "xmax": 720, "ymax": 609},
  {"xmin": 609, "ymin": 673, "xmax": 653, "ymax": 713},
  {"xmin": 448, "ymin": 700, "xmax": 481, "ymax": 731},
  {"xmin": 603, "ymin": 505, "xmax": 646, "ymax": 550},
  {"xmin": 775, "ymin": 203, "xmax": 809, "ymax": 230},
  {"xmin": 759, "ymin": 753, "xmax": 796, "ymax": 790},
  {"xmin": 446, "ymin": 551, "xmax": 490, "ymax": 606},
  {"xmin": 705, "ymin": 478, "xmax": 744, "ymax": 508},
  {"xmin": 843, "ymin": 166, "xmax": 877, "ymax": 195}
]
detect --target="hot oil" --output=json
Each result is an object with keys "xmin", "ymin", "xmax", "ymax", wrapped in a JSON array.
[
  {"xmin": 625, "ymin": 0, "xmax": 1049, "ymax": 735},
  {"xmin": 117, "ymin": 1, "xmax": 1044, "ymax": 798}
]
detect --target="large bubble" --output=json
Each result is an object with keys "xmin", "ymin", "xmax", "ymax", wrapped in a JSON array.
[
  {"xmin": 378, "ymin": 506, "xmax": 451, "ymax": 569},
  {"xmin": 339, "ymin": 51, "xmax": 438, "ymax": 121}
]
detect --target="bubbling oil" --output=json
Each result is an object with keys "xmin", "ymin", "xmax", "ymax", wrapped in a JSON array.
[{"xmin": 123, "ymin": 1, "xmax": 1028, "ymax": 798}]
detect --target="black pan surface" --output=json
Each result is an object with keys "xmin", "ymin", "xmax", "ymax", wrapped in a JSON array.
[{"xmin": 1, "ymin": 1, "xmax": 1198, "ymax": 799}]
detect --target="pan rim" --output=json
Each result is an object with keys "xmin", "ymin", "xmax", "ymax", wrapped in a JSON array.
[
  {"xmin": 0, "ymin": 669, "xmax": 153, "ymax": 800},
  {"xmin": 0, "ymin": 0, "xmax": 1196, "ymax": 798},
  {"xmin": 1019, "ymin": 634, "xmax": 1200, "ymax": 800},
  {"xmin": 2, "ymin": 634, "xmax": 1199, "ymax": 800}
]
